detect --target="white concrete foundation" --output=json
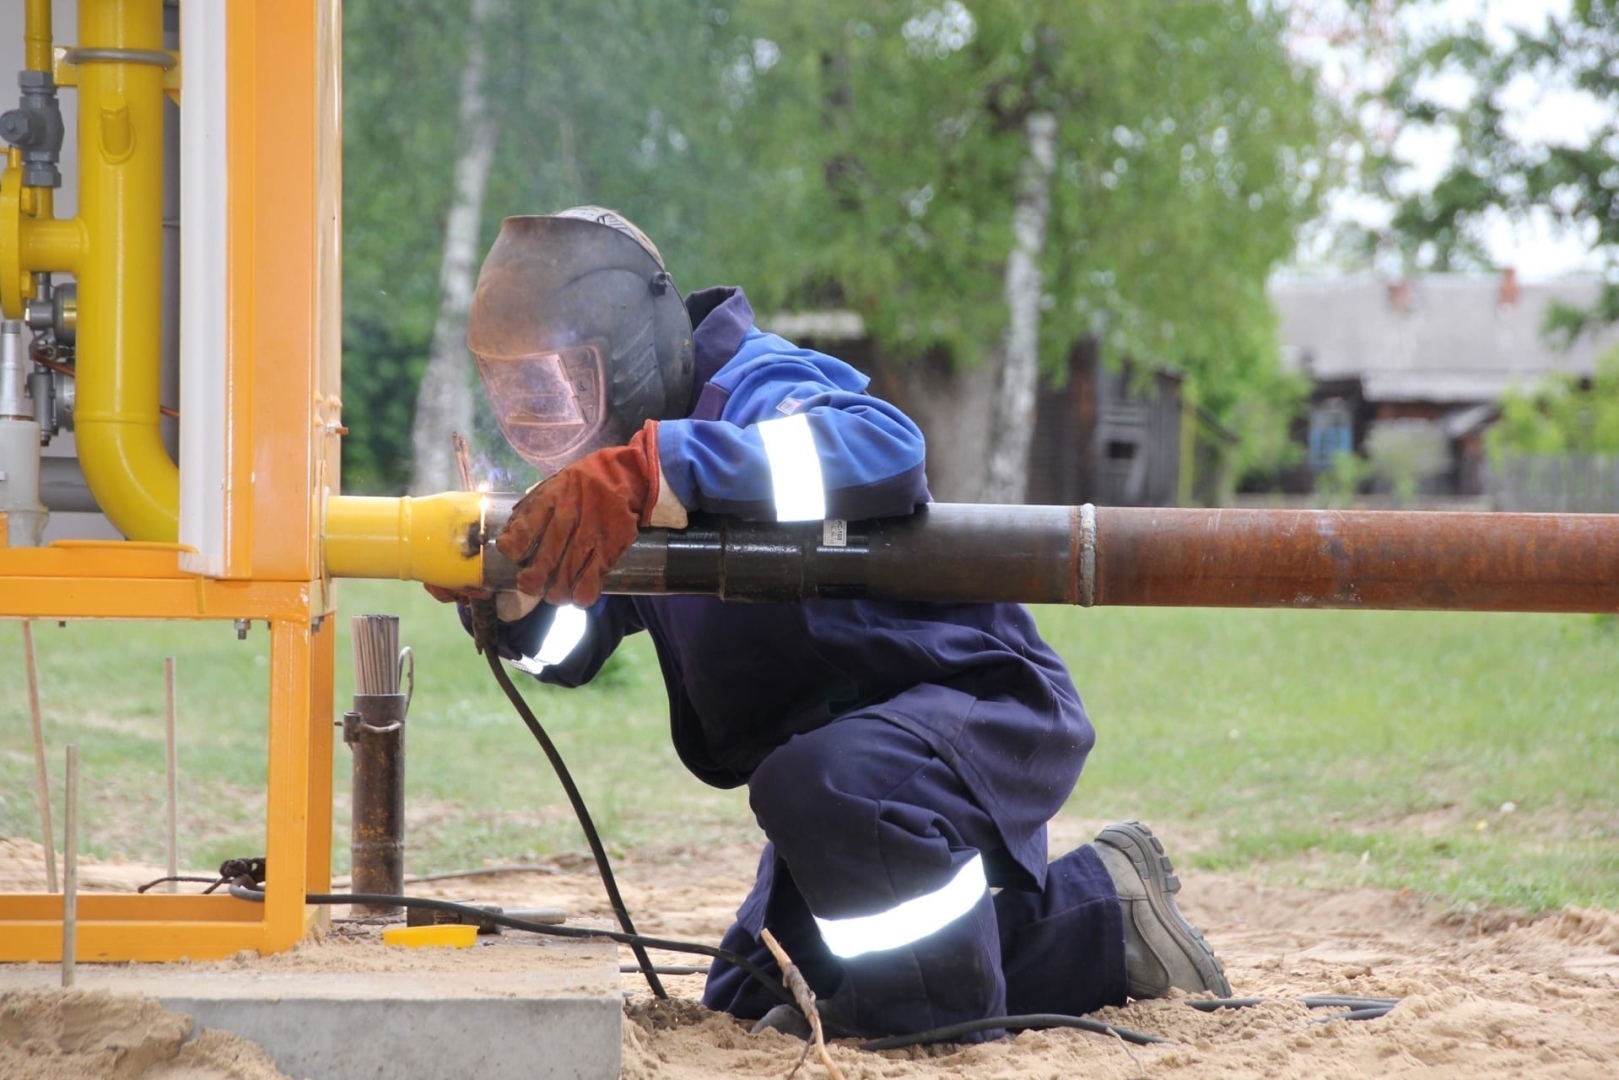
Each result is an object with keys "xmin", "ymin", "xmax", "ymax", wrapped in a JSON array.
[{"xmin": 0, "ymin": 937, "xmax": 623, "ymax": 1080}]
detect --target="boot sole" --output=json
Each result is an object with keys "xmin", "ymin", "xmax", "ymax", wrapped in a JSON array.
[{"xmin": 1096, "ymin": 820, "xmax": 1231, "ymax": 997}]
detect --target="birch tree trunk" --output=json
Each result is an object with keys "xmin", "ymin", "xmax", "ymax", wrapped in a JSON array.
[
  {"xmin": 981, "ymin": 111, "xmax": 1057, "ymax": 503},
  {"xmin": 409, "ymin": 0, "xmax": 505, "ymax": 494}
]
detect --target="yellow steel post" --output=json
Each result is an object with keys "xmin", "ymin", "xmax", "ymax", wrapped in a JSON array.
[
  {"xmin": 305, "ymin": 616, "xmax": 335, "ymax": 904},
  {"xmin": 261, "ymin": 617, "xmax": 321, "ymax": 952}
]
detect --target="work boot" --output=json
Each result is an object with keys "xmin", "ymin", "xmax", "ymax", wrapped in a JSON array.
[
  {"xmin": 750, "ymin": 1001, "xmax": 856, "ymax": 1040},
  {"xmin": 1093, "ymin": 820, "xmax": 1231, "ymax": 1000}
]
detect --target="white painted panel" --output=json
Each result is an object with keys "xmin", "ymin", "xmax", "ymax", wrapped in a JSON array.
[{"xmin": 177, "ymin": 0, "xmax": 230, "ymax": 576}]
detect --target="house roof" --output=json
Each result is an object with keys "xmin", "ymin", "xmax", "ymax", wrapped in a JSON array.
[{"xmin": 1270, "ymin": 274, "xmax": 1619, "ymax": 404}]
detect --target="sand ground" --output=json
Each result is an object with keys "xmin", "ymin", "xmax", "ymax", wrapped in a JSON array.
[{"xmin": 2, "ymin": 818, "xmax": 1617, "ymax": 1079}]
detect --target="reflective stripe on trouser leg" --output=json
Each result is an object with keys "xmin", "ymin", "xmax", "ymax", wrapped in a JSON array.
[
  {"xmin": 756, "ymin": 414, "xmax": 827, "ymax": 521},
  {"xmin": 829, "ymin": 882, "xmax": 1004, "ymax": 1039},
  {"xmin": 814, "ymin": 853, "xmax": 987, "ymax": 959},
  {"xmin": 740, "ymin": 715, "xmax": 1020, "ymax": 1038}
]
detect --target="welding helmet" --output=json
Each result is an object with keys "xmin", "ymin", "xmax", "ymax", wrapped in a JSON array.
[{"xmin": 468, "ymin": 206, "xmax": 695, "ymax": 475}]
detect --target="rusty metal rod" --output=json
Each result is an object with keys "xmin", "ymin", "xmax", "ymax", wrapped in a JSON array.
[
  {"xmin": 164, "ymin": 656, "xmax": 178, "ymax": 894},
  {"xmin": 22, "ymin": 621, "xmax": 58, "ymax": 892},
  {"xmin": 477, "ymin": 499, "xmax": 1619, "ymax": 613},
  {"xmin": 61, "ymin": 744, "xmax": 77, "ymax": 987},
  {"xmin": 344, "ymin": 695, "xmax": 407, "ymax": 917}
]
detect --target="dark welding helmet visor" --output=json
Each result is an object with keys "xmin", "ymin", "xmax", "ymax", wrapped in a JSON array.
[{"xmin": 468, "ymin": 208, "xmax": 695, "ymax": 475}]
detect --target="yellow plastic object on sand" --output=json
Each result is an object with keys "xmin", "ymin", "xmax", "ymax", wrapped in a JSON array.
[{"xmin": 382, "ymin": 924, "xmax": 478, "ymax": 949}]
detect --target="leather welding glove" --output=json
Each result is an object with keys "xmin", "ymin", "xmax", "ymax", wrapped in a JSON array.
[
  {"xmin": 422, "ymin": 584, "xmax": 540, "ymax": 622},
  {"xmin": 496, "ymin": 420, "xmax": 687, "ymax": 607}
]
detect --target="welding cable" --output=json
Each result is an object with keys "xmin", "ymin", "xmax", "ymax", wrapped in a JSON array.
[
  {"xmin": 466, "ymin": 596, "xmax": 668, "ymax": 1000},
  {"xmin": 227, "ymin": 882, "xmax": 1396, "ymax": 1051},
  {"xmin": 859, "ymin": 1014, "xmax": 1173, "ymax": 1051},
  {"xmin": 1186, "ymin": 995, "xmax": 1400, "ymax": 1011},
  {"xmin": 136, "ymin": 875, "xmax": 227, "ymax": 893},
  {"xmin": 861, "ymin": 994, "xmax": 1403, "ymax": 1052},
  {"xmin": 226, "ymin": 882, "xmax": 794, "ymax": 1008}
]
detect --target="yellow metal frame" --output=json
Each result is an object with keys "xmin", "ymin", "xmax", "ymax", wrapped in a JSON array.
[{"xmin": 0, "ymin": 0, "xmax": 344, "ymax": 961}]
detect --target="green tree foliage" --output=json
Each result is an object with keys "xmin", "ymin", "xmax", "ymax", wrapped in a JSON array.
[
  {"xmin": 1381, "ymin": 4, "xmax": 1619, "ymax": 473},
  {"xmin": 1384, "ymin": 3, "xmax": 1619, "ymax": 332},
  {"xmin": 341, "ymin": 1, "xmax": 1327, "ymax": 491},
  {"xmin": 714, "ymin": 1, "xmax": 1327, "ymax": 476},
  {"xmin": 343, "ymin": 0, "xmax": 467, "ymax": 491},
  {"xmin": 342, "ymin": 0, "xmax": 752, "ymax": 491},
  {"xmin": 1489, "ymin": 349, "xmax": 1619, "ymax": 456}
]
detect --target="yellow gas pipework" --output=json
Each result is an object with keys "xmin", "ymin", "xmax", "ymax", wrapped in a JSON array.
[
  {"xmin": 1, "ymin": 0, "xmax": 177, "ymax": 542},
  {"xmin": 25, "ymin": 0, "xmax": 53, "ymax": 73},
  {"xmin": 324, "ymin": 492, "xmax": 488, "ymax": 591},
  {"xmin": 70, "ymin": 0, "xmax": 176, "ymax": 542}
]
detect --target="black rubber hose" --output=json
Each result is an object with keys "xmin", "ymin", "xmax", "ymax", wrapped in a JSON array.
[
  {"xmin": 1323, "ymin": 1005, "xmax": 1396, "ymax": 1023},
  {"xmin": 466, "ymin": 596, "xmax": 667, "ymax": 999},
  {"xmin": 227, "ymin": 883, "xmax": 792, "ymax": 1007},
  {"xmin": 858, "ymin": 1012, "xmax": 1172, "ymax": 1051},
  {"xmin": 1185, "ymin": 995, "xmax": 1399, "ymax": 1012},
  {"xmin": 230, "ymin": 884, "xmax": 1400, "ymax": 1050},
  {"xmin": 1299, "ymin": 995, "xmax": 1401, "ymax": 1009}
]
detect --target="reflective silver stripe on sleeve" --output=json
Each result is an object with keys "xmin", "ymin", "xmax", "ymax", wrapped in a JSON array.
[
  {"xmin": 508, "ymin": 604, "xmax": 588, "ymax": 675},
  {"xmin": 757, "ymin": 413, "xmax": 827, "ymax": 522},
  {"xmin": 812, "ymin": 853, "xmax": 987, "ymax": 960}
]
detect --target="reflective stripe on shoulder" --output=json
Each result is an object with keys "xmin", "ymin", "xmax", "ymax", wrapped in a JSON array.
[
  {"xmin": 508, "ymin": 604, "xmax": 588, "ymax": 675},
  {"xmin": 757, "ymin": 413, "xmax": 827, "ymax": 522},
  {"xmin": 813, "ymin": 853, "xmax": 987, "ymax": 960}
]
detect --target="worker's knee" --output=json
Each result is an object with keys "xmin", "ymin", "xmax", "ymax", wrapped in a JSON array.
[
  {"xmin": 748, "ymin": 720, "xmax": 900, "ymax": 837},
  {"xmin": 750, "ymin": 729, "xmax": 843, "ymax": 833},
  {"xmin": 744, "ymin": 722, "xmax": 945, "ymax": 848}
]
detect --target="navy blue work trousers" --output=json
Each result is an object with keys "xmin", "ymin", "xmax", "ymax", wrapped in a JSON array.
[{"xmin": 702, "ymin": 713, "xmax": 1127, "ymax": 1039}]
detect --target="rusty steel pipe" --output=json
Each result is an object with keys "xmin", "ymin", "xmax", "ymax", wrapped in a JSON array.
[
  {"xmin": 1090, "ymin": 507, "xmax": 1616, "ymax": 611},
  {"xmin": 478, "ymin": 498, "xmax": 1619, "ymax": 613},
  {"xmin": 343, "ymin": 694, "xmax": 408, "ymax": 916}
]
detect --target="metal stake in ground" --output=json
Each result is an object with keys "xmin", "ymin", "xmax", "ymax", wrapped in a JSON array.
[
  {"xmin": 22, "ymin": 621, "xmax": 59, "ymax": 892},
  {"xmin": 61, "ymin": 744, "xmax": 78, "ymax": 988},
  {"xmin": 164, "ymin": 657, "xmax": 179, "ymax": 894},
  {"xmin": 348, "ymin": 615, "xmax": 408, "ymax": 916}
]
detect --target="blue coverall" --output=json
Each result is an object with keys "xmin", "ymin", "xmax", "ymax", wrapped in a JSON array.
[{"xmin": 481, "ymin": 286, "xmax": 1128, "ymax": 1038}]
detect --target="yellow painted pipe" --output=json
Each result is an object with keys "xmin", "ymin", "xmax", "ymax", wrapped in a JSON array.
[
  {"xmin": 71, "ymin": 0, "xmax": 178, "ymax": 542},
  {"xmin": 22, "ymin": 216, "xmax": 84, "ymax": 272},
  {"xmin": 26, "ymin": 0, "xmax": 53, "ymax": 73},
  {"xmin": 323, "ymin": 493, "xmax": 486, "ymax": 590}
]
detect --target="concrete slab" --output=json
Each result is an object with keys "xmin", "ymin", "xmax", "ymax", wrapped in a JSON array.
[{"xmin": 0, "ymin": 936, "xmax": 622, "ymax": 1080}]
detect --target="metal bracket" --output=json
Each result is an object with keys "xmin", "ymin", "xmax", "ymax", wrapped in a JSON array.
[{"xmin": 1077, "ymin": 503, "xmax": 1097, "ymax": 608}]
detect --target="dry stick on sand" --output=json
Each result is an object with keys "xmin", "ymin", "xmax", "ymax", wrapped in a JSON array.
[
  {"xmin": 1110, "ymin": 1027, "xmax": 1147, "ymax": 1077},
  {"xmin": 759, "ymin": 928, "xmax": 846, "ymax": 1080},
  {"xmin": 22, "ymin": 621, "xmax": 59, "ymax": 892}
]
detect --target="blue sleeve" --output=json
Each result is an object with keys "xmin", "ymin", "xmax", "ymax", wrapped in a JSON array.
[
  {"xmin": 456, "ymin": 597, "xmax": 641, "ymax": 688},
  {"xmin": 656, "ymin": 333, "xmax": 930, "ymax": 522}
]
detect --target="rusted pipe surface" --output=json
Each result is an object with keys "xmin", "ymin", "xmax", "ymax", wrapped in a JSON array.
[
  {"xmin": 344, "ymin": 693, "xmax": 407, "ymax": 916},
  {"xmin": 1093, "ymin": 507, "xmax": 1618, "ymax": 613},
  {"xmin": 477, "ymin": 501, "xmax": 1619, "ymax": 614}
]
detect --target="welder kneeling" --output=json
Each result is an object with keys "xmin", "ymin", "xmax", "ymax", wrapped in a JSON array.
[{"xmin": 433, "ymin": 206, "xmax": 1230, "ymax": 1041}]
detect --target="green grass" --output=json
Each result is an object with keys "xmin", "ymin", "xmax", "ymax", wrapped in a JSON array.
[
  {"xmin": 1044, "ymin": 607, "xmax": 1619, "ymax": 913},
  {"xmin": 3, "ymin": 587, "xmax": 1614, "ymax": 914}
]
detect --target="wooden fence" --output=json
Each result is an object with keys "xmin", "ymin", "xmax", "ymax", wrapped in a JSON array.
[{"xmin": 1487, "ymin": 453, "xmax": 1619, "ymax": 513}]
